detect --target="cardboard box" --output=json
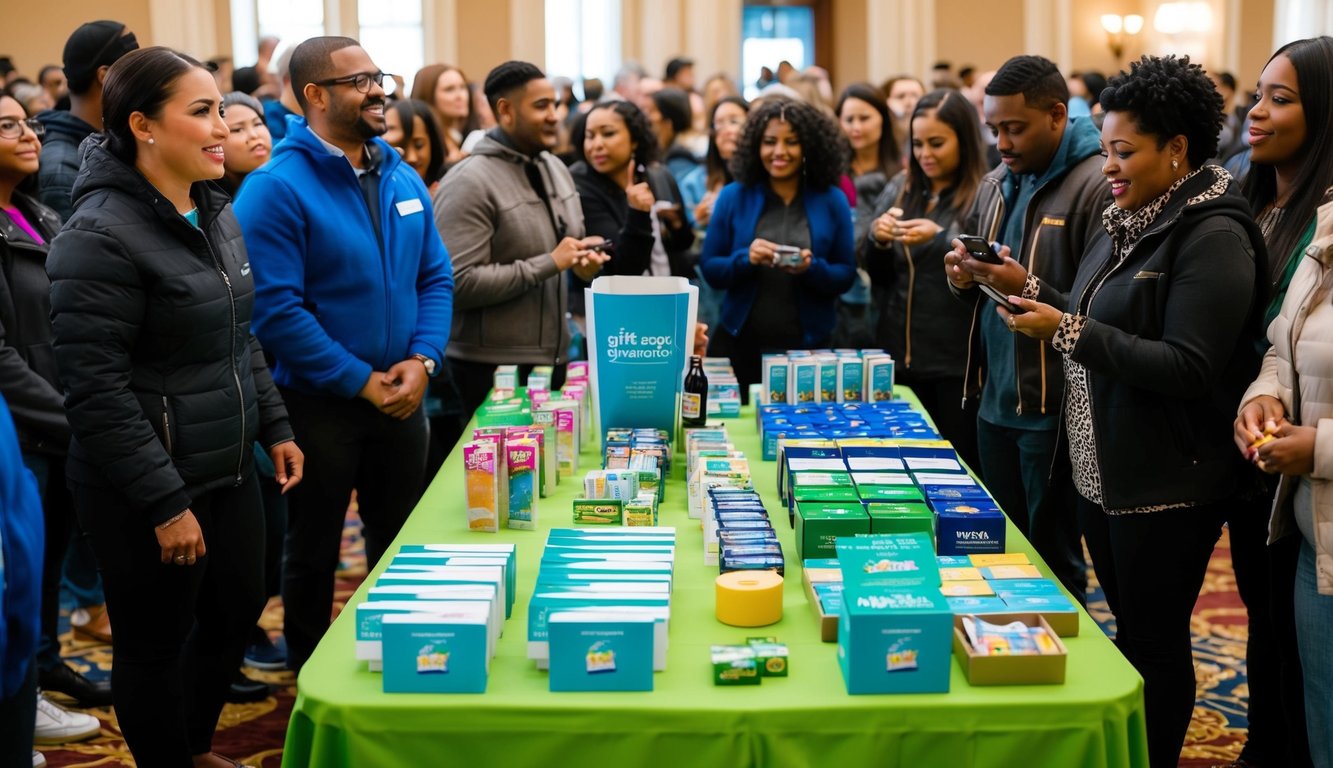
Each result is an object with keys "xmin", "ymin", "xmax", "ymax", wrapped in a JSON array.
[
  {"xmin": 952, "ymin": 614, "xmax": 1067, "ymax": 685},
  {"xmin": 996, "ymin": 594, "xmax": 1080, "ymax": 637}
]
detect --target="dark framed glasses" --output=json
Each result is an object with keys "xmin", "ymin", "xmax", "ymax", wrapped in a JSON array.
[
  {"xmin": 314, "ymin": 71, "xmax": 392, "ymax": 94},
  {"xmin": 0, "ymin": 117, "xmax": 44, "ymax": 140}
]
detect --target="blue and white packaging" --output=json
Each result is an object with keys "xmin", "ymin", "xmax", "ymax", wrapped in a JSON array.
[
  {"xmin": 934, "ymin": 503, "xmax": 1007, "ymax": 556},
  {"xmin": 548, "ymin": 611, "xmax": 655, "ymax": 692}
]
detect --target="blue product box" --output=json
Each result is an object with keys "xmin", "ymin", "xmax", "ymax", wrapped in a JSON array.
[
  {"xmin": 925, "ymin": 486, "xmax": 995, "ymax": 506},
  {"xmin": 944, "ymin": 596, "xmax": 1011, "ymax": 614},
  {"xmin": 935, "ymin": 504, "xmax": 1006, "ymax": 556},
  {"xmin": 381, "ymin": 612, "xmax": 489, "ymax": 693},
  {"xmin": 548, "ymin": 611, "xmax": 655, "ymax": 692},
  {"xmin": 935, "ymin": 556, "xmax": 972, "ymax": 568},
  {"xmin": 836, "ymin": 585, "xmax": 952, "ymax": 694}
]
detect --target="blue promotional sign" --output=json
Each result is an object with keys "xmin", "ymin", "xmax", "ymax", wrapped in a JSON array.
[{"xmin": 585, "ymin": 277, "xmax": 698, "ymax": 447}]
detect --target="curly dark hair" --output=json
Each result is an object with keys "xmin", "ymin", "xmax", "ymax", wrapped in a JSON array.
[
  {"xmin": 570, "ymin": 100, "xmax": 662, "ymax": 169},
  {"xmin": 1098, "ymin": 55, "xmax": 1223, "ymax": 168},
  {"xmin": 730, "ymin": 98, "xmax": 848, "ymax": 189}
]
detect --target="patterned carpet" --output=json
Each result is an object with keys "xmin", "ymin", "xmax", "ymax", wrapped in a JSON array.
[{"xmin": 39, "ymin": 520, "xmax": 1248, "ymax": 767}]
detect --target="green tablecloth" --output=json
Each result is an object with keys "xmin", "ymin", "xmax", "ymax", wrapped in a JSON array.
[{"xmin": 283, "ymin": 390, "xmax": 1149, "ymax": 768}]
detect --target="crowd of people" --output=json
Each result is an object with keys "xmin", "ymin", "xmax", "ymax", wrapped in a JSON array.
[{"xmin": 0, "ymin": 17, "xmax": 1331, "ymax": 768}]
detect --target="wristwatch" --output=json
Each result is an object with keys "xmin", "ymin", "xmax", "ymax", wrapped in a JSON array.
[{"xmin": 411, "ymin": 353, "xmax": 437, "ymax": 377}]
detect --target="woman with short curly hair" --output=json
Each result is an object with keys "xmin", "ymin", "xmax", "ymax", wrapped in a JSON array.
[
  {"xmin": 699, "ymin": 98, "xmax": 857, "ymax": 396},
  {"xmin": 1005, "ymin": 55, "xmax": 1268, "ymax": 768}
]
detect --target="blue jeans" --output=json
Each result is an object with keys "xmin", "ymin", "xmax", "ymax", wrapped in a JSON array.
[
  {"xmin": 976, "ymin": 418, "xmax": 1087, "ymax": 604},
  {"xmin": 1295, "ymin": 536, "xmax": 1333, "ymax": 768}
]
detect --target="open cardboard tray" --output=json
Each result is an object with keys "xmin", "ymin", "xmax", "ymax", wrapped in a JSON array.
[{"xmin": 952, "ymin": 613, "xmax": 1067, "ymax": 685}]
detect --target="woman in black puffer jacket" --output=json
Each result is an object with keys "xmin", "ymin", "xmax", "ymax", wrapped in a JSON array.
[{"xmin": 46, "ymin": 47, "xmax": 303, "ymax": 768}]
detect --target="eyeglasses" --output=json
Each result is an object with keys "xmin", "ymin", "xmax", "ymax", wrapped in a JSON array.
[
  {"xmin": 0, "ymin": 117, "xmax": 44, "ymax": 140},
  {"xmin": 314, "ymin": 71, "xmax": 392, "ymax": 94}
]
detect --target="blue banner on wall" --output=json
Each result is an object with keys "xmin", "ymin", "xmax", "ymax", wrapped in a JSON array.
[{"xmin": 585, "ymin": 277, "xmax": 699, "ymax": 446}]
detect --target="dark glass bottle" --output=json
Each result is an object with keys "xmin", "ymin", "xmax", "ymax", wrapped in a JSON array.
[{"xmin": 681, "ymin": 355, "xmax": 708, "ymax": 428}]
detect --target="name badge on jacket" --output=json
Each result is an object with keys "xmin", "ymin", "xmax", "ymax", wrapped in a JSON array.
[{"xmin": 396, "ymin": 198, "xmax": 424, "ymax": 217}]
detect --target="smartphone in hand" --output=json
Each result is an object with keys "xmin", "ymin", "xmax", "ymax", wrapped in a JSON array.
[
  {"xmin": 773, "ymin": 245, "xmax": 803, "ymax": 267},
  {"xmin": 957, "ymin": 235, "xmax": 1005, "ymax": 266}
]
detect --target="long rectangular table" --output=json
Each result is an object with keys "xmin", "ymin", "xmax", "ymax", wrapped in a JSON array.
[{"xmin": 282, "ymin": 390, "xmax": 1149, "ymax": 768}]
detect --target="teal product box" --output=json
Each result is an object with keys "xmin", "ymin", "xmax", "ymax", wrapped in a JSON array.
[
  {"xmin": 990, "ymin": 579, "xmax": 1063, "ymax": 597},
  {"xmin": 817, "ymin": 356, "xmax": 839, "ymax": 403},
  {"xmin": 836, "ymin": 533, "xmax": 941, "ymax": 590},
  {"xmin": 935, "ymin": 555, "xmax": 972, "ymax": 568},
  {"xmin": 526, "ymin": 588, "xmax": 670, "ymax": 662},
  {"xmin": 355, "ymin": 600, "xmax": 493, "ymax": 665},
  {"xmin": 945, "ymin": 596, "xmax": 1011, "ymax": 614},
  {"xmin": 365, "ymin": 584, "xmax": 501, "ymax": 644},
  {"xmin": 794, "ymin": 501, "xmax": 870, "ymax": 560},
  {"xmin": 862, "ymin": 354, "xmax": 895, "ymax": 402},
  {"xmin": 836, "ymin": 585, "xmax": 952, "ymax": 694},
  {"xmin": 935, "ymin": 504, "xmax": 1007, "ymax": 556},
  {"xmin": 789, "ymin": 358, "xmax": 819, "ymax": 405},
  {"xmin": 385, "ymin": 554, "xmax": 511, "ymax": 617},
  {"xmin": 1000, "ymin": 593, "xmax": 1077, "ymax": 612},
  {"xmin": 837, "ymin": 357, "xmax": 864, "ymax": 402},
  {"xmin": 547, "ymin": 612, "xmax": 655, "ymax": 692},
  {"xmin": 396, "ymin": 544, "xmax": 516, "ymax": 618},
  {"xmin": 381, "ymin": 612, "xmax": 489, "ymax": 693},
  {"xmin": 376, "ymin": 564, "xmax": 508, "ymax": 619}
]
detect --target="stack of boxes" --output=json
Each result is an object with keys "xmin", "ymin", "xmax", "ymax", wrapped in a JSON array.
[
  {"xmin": 701, "ymin": 357, "xmax": 742, "ymax": 419},
  {"xmin": 780, "ymin": 440, "xmax": 1006, "ymax": 559},
  {"xmin": 759, "ymin": 349, "xmax": 896, "ymax": 406},
  {"xmin": 528, "ymin": 528, "xmax": 676, "ymax": 691},
  {"xmin": 684, "ymin": 427, "xmax": 785, "ymax": 575},
  {"xmin": 571, "ymin": 428, "xmax": 670, "ymax": 526},
  {"xmin": 834, "ymin": 533, "xmax": 953, "ymax": 694},
  {"xmin": 756, "ymin": 401, "xmax": 939, "ymax": 460},
  {"xmin": 354, "ymin": 543, "xmax": 515, "ymax": 693}
]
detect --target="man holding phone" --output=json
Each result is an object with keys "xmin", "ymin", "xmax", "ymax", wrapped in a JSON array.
[
  {"xmin": 434, "ymin": 61, "xmax": 606, "ymax": 417},
  {"xmin": 943, "ymin": 55, "xmax": 1111, "ymax": 604}
]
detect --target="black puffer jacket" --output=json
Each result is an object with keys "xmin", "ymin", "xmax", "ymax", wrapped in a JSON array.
[
  {"xmin": 0, "ymin": 191, "xmax": 67, "ymax": 456},
  {"xmin": 47, "ymin": 137, "xmax": 293, "ymax": 525}
]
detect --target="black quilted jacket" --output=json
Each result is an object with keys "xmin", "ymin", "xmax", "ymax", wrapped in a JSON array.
[{"xmin": 47, "ymin": 137, "xmax": 292, "ymax": 524}]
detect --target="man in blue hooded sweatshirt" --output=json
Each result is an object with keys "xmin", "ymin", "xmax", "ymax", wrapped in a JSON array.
[
  {"xmin": 944, "ymin": 55, "xmax": 1111, "ymax": 605},
  {"xmin": 234, "ymin": 36, "xmax": 454, "ymax": 672}
]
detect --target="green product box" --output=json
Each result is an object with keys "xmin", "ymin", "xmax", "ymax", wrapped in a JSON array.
[
  {"xmin": 747, "ymin": 637, "xmax": 789, "ymax": 677},
  {"xmin": 572, "ymin": 499, "xmax": 623, "ymax": 525},
  {"xmin": 795, "ymin": 501, "xmax": 870, "ymax": 560},
  {"xmin": 856, "ymin": 485, "xmax": 926, "ymax": 504},
  {"xmin": 711, "ymin": 645, "xmax": 762, "ymax": 686},
  {"xmin": 865, "ymin": 502, "xmax": 936, "ymax": 546}
]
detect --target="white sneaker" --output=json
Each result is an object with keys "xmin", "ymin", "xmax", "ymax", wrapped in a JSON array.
[
  {"xmin": 33, "ymin": 751, "xmax": 47, "ymax": 768},
  {"xmin": 34, "ymin": 692, "xmax": 100, "ymax": 745}
]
